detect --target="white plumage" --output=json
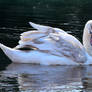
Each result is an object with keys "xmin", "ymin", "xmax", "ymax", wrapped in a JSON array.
[{"xmin": 0, "ymin": 20, "xmax": 92, "ymax": 65}]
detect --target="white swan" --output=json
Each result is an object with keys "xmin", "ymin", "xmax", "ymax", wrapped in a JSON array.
[{"xmin": 0, "ymin": 20, "xmax": 92, "ymax": 65}]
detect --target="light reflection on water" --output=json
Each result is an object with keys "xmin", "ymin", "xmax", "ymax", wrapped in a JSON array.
[{"xmin": 1, "ymin": 63, "xmax": 92, "ymax": 92}]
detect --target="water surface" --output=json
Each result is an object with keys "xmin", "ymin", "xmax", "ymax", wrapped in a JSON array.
[
  {"xmin": 1, "ymin": 64, "xmax": 92, "ymax": 92},
  {"xmin": 0, "ymin": 64, "xmax": 86, "ymax": 92}
]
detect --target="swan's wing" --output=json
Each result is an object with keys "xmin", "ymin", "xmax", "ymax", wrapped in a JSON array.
[
  {"xmin": 16, "ymin": 21, "xmax": 66, "ymax": 48},
  {"xmin": 18, "ymin": 22, "xmax": 66, "ymax": 45},
  {"xmin": 15, "ymin": 22, "xmax": 86, "ymax": 63},
  {"xmin": 20, "ymin": 31, "xmax": 46, "ymax": 42},
  {"xmin": 29, "ymin": 22, "xmax": 66, "ymax": 34},
  {"xmin": 49, "ymin": 33, "xmax": 87, "ymax": 63},
  {"xmin": 27, "ymin": 22, "xmax": 84, "ymax": 52},
  {"xmin": 15, "ymin": 27, "xmax": 86, "ymax": 63}
]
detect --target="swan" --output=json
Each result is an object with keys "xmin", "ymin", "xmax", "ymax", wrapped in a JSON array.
[{"xmin": 0, "ymin": 20, "xmax": 92, "ymax": 65}]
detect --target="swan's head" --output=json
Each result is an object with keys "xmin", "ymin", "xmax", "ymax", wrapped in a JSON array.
[
  {"xmin": 83, "ymin": 20, "xmax": 92, "ymax": 56},
  {"xmin": 84, "ymin": 20, "xmax": 92, "ymax": 34}
]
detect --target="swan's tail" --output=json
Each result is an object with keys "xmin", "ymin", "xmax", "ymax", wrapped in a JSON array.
[
  {"xmin": 0, "ymin": 43, "xmax": 12, "ymax": 53},
  {"xmin": 0, "ymin": 43, "xmax": 17, "ymax": 62}
]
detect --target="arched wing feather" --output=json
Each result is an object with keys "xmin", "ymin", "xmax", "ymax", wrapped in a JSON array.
[{"xmin": 29, "ymin": 22, "xmax": 66, "ymax": 33}]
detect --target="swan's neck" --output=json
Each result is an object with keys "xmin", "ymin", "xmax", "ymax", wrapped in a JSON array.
[{"xmin": 83, "ymin": 26, "xmax": 92, "ymax": 56}]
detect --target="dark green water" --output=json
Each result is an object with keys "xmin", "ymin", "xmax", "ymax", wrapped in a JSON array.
[
  {"xmin": 0, "ymin": 0, "xmax": 92, "ymax": 44},
  {"xmin": 0, "ymin": 0, "xmax": 92, "ymax": 92}
]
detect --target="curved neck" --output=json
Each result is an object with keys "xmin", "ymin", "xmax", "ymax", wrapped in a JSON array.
[{"xmin": 83, "ymin": 23, "xmax": 92, "ymax": 56}]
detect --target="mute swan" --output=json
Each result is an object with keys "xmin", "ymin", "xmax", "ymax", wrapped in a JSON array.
[{"xmin": 0, "ymin": 20, "xmax": 92, "ymax": 65}]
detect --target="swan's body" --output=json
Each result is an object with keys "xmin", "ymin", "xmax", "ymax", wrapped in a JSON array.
[
  {"xmin": 0, "ymin": 21, "xmax": 92, "ymax": 65},
  {"xmin": 0, "ymin": 44, "xmax": 80, "ymax": 65}
]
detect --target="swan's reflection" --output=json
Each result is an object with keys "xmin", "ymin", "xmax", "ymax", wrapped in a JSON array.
[
  {"xmin": 82, "ymin": 66, "xmax": 92, "ymax": 92},
  {"xmin": 3, "ymin": 63, "xmax": 84, "ymax": 91}
]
